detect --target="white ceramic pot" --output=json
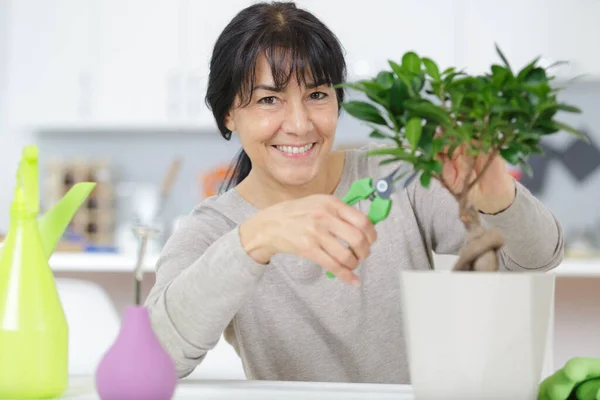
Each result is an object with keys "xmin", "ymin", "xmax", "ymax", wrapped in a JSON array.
[{"xmin": 400, "ymin": 270, "xmax": 555, "ymax": 400}]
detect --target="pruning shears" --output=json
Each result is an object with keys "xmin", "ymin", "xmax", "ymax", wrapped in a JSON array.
[{"xmin": 325, "ymin": 165, "xmax": 419, "ymax": 279}]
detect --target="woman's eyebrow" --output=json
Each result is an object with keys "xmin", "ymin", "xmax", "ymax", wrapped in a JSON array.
[
  {"xmin": 253, "ymin": 84, "xmax": 280, "ymax": 92},
  {"xmin": 253, "ymin": 80, "xmax": 329, "ymax": 92}
]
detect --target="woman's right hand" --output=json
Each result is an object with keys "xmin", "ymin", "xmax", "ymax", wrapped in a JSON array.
[{"xmin": 239, "ymin": 194, "xmax": 377, "ymax": 286}]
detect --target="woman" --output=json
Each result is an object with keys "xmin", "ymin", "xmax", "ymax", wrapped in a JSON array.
[{"xmin": 145, "ymin": 1, "xmax": 564, "ymax": 384}]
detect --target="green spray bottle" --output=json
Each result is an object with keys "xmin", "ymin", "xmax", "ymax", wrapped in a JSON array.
[{"xmin": 0, "ymin": 145, "xmax": 96, "ymax": 398}]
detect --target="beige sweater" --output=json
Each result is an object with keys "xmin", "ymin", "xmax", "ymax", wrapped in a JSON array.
[{"xmin": 145, "ymin": 143, "xmax": 564, "ymax": 384}]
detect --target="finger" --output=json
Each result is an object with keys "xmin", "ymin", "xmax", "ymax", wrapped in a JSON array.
[
  {"xmin": 474, "ymin": 151, "xmax": 488, "ymax": 173},
  {"xmin": 319, "ymin": 231, "xmax": 360, "ymax": 270},
  {"xmin": 327, "ymin": 216, "xmax": 371, "ymax": 260},
  {"xmin": 312, "ymin": 247, "xmax": 360, "ymax": 286},
  {"xmin": 451, "ymin": 143, "xmax": 464, "ymax": 160},
  {"xmin": 442, "ymin": 158, "xmax": 458, "ymax": 191},
  {"xmin": 330, "ymin": 199, "xmax": 377, "ymax": 245},
  {"xmin": 575, "ymin": 378, "xmax": 600, "ymax": 399}
]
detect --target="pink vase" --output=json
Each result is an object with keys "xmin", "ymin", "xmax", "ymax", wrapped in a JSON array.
[{"xmin": 95, "ymin": 306, "xmax": 178, "ymax": 400}]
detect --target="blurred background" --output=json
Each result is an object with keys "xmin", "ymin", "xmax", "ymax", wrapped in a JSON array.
[
  {"xmin": 1, "ymin": 0, "xmax": 599, "ymax": 253},
  {"xmin": 0, "ymin": 0, "xmax": 599, "ymax": 379}
]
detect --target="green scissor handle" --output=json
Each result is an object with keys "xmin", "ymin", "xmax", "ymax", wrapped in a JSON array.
[
  {"xmin": 342, "ymin": 178, "xmax": 374, "ymax": 205},
  {"xmin": 325, "ymin": 179, "xmax": 393, "ymax": 279}
]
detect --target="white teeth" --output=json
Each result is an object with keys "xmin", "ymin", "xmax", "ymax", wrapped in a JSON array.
[{"xmin": 275, "ymin": 143, "xmax": 314, "ymax": 154}]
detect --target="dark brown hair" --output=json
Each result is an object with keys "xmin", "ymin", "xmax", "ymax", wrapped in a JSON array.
[{"xmin": 204, "ymin": 1, "xmax": 347, "ymax": 192}]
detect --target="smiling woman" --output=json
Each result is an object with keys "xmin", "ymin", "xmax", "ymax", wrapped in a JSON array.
[
  {"xmin": 205, "ymin": 1, "xmax": 347, "ymax": 195},
  {"xmin": 144, "ymin": 0, "xmax": 565, "ymax": 386}
]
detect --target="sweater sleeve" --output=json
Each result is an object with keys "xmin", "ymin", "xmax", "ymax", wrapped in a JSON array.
[
  {"xmin": 144, "ymin": 205, "xmax": 269, "ymax": 378},
  {"xmin": 407, "ymin": 177, "xmax": 565, "ymax": 272}
]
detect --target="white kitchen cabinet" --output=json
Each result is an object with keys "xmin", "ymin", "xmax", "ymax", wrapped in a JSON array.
[
  {"xmin": 296, "ymin": 0, "xmax": 458, "ymax": 80},
  {"xmin": 90, "ymin": 0, "xmax": 186, "ymax": 126},
  {"xmin": 178, "ymin": 0, "xmax": 254, "ymax": 126},
  {"xmin": 6, "ymin": 0, "xmax": 94, "ymax": 128},
  {"xmin": 455, "ymin": 0, "xmax": 600, "ymax": 79},
  {"xmin": 6, "ymin": 0, "xmax": 219, "ymax": 131}
]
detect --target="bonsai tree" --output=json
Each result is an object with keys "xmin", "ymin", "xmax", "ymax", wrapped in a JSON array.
[{"xmin": 338, "ymin": 45, "xmax": 587, "ymax": 272}]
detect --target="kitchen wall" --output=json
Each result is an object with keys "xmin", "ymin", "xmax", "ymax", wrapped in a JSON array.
[
  {"xmin": 0, "ymin": 0, "xmax": 10, "ymax": 198},
  {"xmin": 521, "ymin": 80, "xmax": 600, "ymax": 241}
]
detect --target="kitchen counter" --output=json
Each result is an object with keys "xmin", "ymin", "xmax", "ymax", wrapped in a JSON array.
[
  {"xmin": 48, "ymin": 251, "xmax": 600, "ymax": 277},
  {"xmin": 58, "ymin": 377, "xmax": 414, "ymax": 400}
]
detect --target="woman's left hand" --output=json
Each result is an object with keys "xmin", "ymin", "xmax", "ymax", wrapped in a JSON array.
[{"xmin": 437, "ymin": 144, "xmax": 516, "ymax": 214}]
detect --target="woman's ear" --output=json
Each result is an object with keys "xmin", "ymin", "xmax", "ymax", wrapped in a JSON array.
[{"xmin": 224, "ymin": 110, "xmax": 236, "ymax": 133}]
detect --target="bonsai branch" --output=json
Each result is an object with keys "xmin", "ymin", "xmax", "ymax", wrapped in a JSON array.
[{"xmin": 432, "ymin": 152, "xmax": 505, "ymax": 272}]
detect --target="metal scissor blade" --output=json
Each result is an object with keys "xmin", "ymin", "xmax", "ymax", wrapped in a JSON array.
[
  {"xmin": 395, "ymin": 169, "xmax": 418, "ymax": 189},
  {"xmin": 375, "ymin": 164, "xmax": 416, "ymax": 199}
]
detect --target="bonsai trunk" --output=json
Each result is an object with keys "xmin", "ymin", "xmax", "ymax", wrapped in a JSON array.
[{"xmin": 452, "ymin": 200, "xmax": 505, "ymax": 271}]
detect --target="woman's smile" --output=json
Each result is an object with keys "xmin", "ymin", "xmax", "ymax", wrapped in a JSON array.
[{"xmin": 271, "ymin": 142, "xmax": 316, "ymax": 160}]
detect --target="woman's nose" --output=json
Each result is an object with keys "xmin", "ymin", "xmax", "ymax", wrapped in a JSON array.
[{"xmin": 282, "ymin": 101, "xmax": 311, "ymax": 136}]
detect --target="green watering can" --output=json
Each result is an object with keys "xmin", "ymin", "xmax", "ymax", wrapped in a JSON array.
[{"xmin": 0, "ymin": 145, "xmax": 96, "ymax": 399}]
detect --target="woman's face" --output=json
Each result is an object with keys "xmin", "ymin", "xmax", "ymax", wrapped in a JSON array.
[{"xmin": 225, "ymin": 54, "xmax": 339, "ymax": 187}]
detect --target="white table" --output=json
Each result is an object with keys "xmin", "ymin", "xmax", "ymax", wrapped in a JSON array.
[{"xmin": 58, "ymin": 377, "xmax": 414, "ymax": 399}]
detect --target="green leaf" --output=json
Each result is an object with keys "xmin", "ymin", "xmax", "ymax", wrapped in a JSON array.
[
  {"xmin": 411, "ymin": 75, "xmax": 425, "ymax": 94},
  {"xmin": 517, "ymin": 57, "xmax": 541, "ymax": 82},
  {"xmin": 417, "ymin": 125, "xmax": 436, "ymax": 157},
  {"xmin": 524, "ymin": 68, "xmax": 548, "ymax": 86},
  {"xmin": 533, "ymin": 120, "xmax": 560, "ymax": 134},
  {"xmin": 342, "ymin": 101, "xmax": 388, "ymax": 126},
  {"xmin": 402, "ymin": 52, "xmax": 421, "ymax": 74},
  {"xmin": 429, "ymin": 159, "xmax": 443, "ymax": 173},
  {"xmin": 390, "ymin": 79, "xmax": 409, "ymax": 114},
  {"xmin": 442, "ymin": 67, "xmax": 455, "ymax": 76},
  {"xmin": 367, "ymin": 147, "xmax": 414, "ymax": 161},
  {"xmin": 499, "ymin": 147, "xmax": 520, "ymax": 165},
  {"xmin": 336, "ymin": 82, "xmax": 387, "ymax": 105},
  {"xmin": 420, "ymin": 170, "xmax": 432, "ymax": 187},
  {"xmin": 369, "ymin": 129, "xmax": 392, "ymax": 140},
  {"xmin": 490, "ymin": 64, "xmax": 510, "ymax": 86},
  {"xmin": 553, "ymin": 120, "xmax": 590, "ymax": 142},
  {"xmin": 405, "ymin": 118, "xmax": 423, "ymax": 150},
  {"xmin": 422, "ymin": 58, "xmax": 440, "ymax": 81},
  {"xmin": 432, "ymin": 136, "xmax": 444, "ymax": 156},
  {"xmin": 378, "ymin": 158, "xmax": 402, "ymax": 166},
  {"xmin": 389, "ymin": 60, "xmax": 416, "ymax": 97},
  {"xmin": 495, "ymin": 43, "xmax": 512, "ymax": 71},
  {"xmin": 517, "ymin": 155, "xmax": 533, "ymax": 177},
  {"xmin": 556, "ymin": 103, "xmax": 582, "ymax": 113},
  {"xmin": 376, "ymin": 71, "xmax": 394, "ymax": 89},
  {"xmin": 404, "ymin": 100, "xmax": 452, "ymax": 125}
]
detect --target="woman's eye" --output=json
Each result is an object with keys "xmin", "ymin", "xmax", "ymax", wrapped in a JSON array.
[
  {"xmin": 258, "ymin": 96, "xmax": 277, "ymax": 105},
  {"xmin": 309, "ymin": 92, "xmax": 327, "ymax": 100}
]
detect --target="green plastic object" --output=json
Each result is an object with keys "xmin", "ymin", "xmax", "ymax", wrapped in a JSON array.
[
  {"xmin": 0, "ymin": 145, "xmax": 96, "ymax": 399},
  {"xmin": 326, "ymin": 178, "xmax": 393, "ymax": 279},
  {"xmin": 538, "ymin": 357, "xmax": 600, "ymax": 400},
  {"xmin": 342, "ymin": 177, "xmax": 393, "ymax": 224}
]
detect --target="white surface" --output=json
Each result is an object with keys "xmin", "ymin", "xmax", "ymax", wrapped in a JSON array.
[
  {"xmin": 49, "ymin": 252, "xmax": 159, "ymax": 272},
  {"xmin": 47, "ymin": 252, "xmax": 600, "ymax": 277},
  {"xmin": 56, "ymin": 279, "xmax": 121, "ymax": 375},
  {"xmin": 58, "ymin": 377, "xmax": 414, "ymax": 400},
  {"xmin": 400, "ymin": 271, "xmax": 554, "ymax": 400},
  {"xmin": 454, "ymin": 0, "xmax": 600, "ymax": 79},
  {"xmin": 184, "ymin": 336, "xmax": 247, "ymax": 381}
]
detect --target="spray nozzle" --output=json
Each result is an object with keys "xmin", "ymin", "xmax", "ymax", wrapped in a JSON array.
[{"xmin": 13, "ymin": 145, "xmax": 40, "ymax": 216}]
